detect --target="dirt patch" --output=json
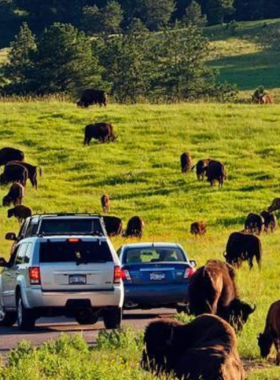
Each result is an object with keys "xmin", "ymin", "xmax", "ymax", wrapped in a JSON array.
[{"xmin": 242, "ymin": 358, "xmax": 275, "ymax": 373}]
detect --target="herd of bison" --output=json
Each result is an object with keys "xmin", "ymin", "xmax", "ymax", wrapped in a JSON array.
[{"xmin": 1, "ymin": 115, "xmax": 280, "ymax": 380}]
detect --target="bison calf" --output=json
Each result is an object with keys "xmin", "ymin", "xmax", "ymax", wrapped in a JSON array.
[
  {"xmin": 244, "ymin": 212, "xmax": 264, "ymax": 235},
  {"xmin": 2, "ymin": 183, "xmax": 24, "ymax": 206},
  {"xmin": 180, "ymin": 152, "xmax": 192, "ymax": 174},
  {"xmin": 190, "ymin": 221, "xmax": 206, "ymax": 236},
  {"xmin": 101, "ymin": 194, "xmax": 110, "ymax": 213},
  {"xmin": 124, "ymin": 216, "xmax": 144, "ymax": 238},
  {"xmin": 8, "ymin": 205, "xmax": 32, "ymax": 222}
]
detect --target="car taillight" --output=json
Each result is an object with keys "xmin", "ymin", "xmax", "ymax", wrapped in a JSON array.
[
  {"xmin": 121, "ymin": 269, "xmax": 132, "ymax": 281},
  {"xmin": 184, "ymin": 267, "xmax": 195, "ymax": 279},
  {"xmin": 114, "ymin": 266, "xmax": 122, "ymax": 284},
  {"xmin": 29, "ymin": 267, "xmax": 41, "ymax": 285}
]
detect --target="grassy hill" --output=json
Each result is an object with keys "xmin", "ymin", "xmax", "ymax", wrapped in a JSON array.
[{"xmin": 0, "ymin": 101, "xmax": 280, "ymax": 378}]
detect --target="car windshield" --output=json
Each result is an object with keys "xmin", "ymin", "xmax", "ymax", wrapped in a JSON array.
[
  {"xmin": 123, "ymin": 247, "xmax": 186, "ymax": 264},
  {"xmin": 39, "ymin": 219, "xmax": 104, "ymax": 236}
]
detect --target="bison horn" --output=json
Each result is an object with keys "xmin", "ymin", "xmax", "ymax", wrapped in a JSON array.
[{"xmin": 250, "ymin": 304, "xmax": 257, "ymax": 313}]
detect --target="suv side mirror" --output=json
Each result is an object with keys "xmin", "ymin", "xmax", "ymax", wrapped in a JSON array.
[
  {"xmin": 5, "ymin": 232, "xmax": 17, "ymax": 241},
  {"xmin": 0, "ymin": 257, "xmax": 7, "ymax": 267},
  {"xmin": 190, "ymin": 260, "xmax": 197, "ymax": 268}
]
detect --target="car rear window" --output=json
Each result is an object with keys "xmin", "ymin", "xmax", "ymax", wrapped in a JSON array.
[
  {"xmin": 40, "ymin": 240, "xmax": 113, "ymax": 263},
  {"xmin": 39, "ymin": 219, "xmax": 104, "ymax": 236},
  {"xmin": 123, "ymin": 247, "xmax": 186, "ymax": 264}
]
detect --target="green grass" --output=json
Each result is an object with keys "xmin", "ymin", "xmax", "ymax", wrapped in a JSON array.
[{"xmin": 0, "ymin": 101, "xmax": 280, "ymax": 378}]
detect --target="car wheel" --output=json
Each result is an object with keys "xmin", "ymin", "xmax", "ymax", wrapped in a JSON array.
[
  {"xmin": 17, "ymin": 293, "xmax": 35, "ymax": 331},
  {"xmin": 75, "ymin": 309, "xmax": 99, "ymax": 325},
  {"xmin": 0, "ymin": 305, "xmax": 17, "ymax": 327},
  {"xmin": 103, "ymin": 307, "xmax": 122, "ymax": 329}
]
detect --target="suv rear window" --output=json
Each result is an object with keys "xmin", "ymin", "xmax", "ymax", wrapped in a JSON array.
[
  {"xmin": 40, "ymin": 240, "xmax": 113, "ymax": 263},
  {"xmin": 39, "ymin": 219, "xmax": 104, "ymax": 236}
]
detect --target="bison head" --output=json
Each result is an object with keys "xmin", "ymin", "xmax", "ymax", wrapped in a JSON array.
[
  {"xmin": 258, "ymin": 332, "xmax": 273, "ymax": 358},
  {"xmin": 228, "ymin": 299, "xmax": 256, "ymax": 331},
  {"xmin": 7, "ymin": 208, "xmax": 15, "ymax": 218},
  {"xmin": 2, "ymin": 195, "xmax": 12, "ymax": 207}
]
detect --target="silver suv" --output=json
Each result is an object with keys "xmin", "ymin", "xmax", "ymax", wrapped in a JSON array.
[{"xmin": 0, "ymin": 235, "xmax": 124, "ymax": 330}]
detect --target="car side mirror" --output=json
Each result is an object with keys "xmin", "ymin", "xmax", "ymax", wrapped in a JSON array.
[
  {"xmin": 5, "ymin": 232, "xmax": 17, "ymax": 241},
  {"xmin": 190, "ymin": 260, "xmax": 197, "ymax": 268},
  {"xmin": 0, "ymin": 257, "xmax": 7, "ymax": 267}
]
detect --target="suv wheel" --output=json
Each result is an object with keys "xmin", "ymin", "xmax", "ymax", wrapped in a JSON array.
[
  {"xmin": 75, "ymin": 309, "xmax": 99, "ymax": 325},
  {"xmin": 103, "ymin": 307, "xmax": 122, "ymax": 329},
  {"xmin": 0, "ymin": 305, "xmax": 17, "ymax": 327},
  {"xmin": 17, "ymin": 293, "xmax": 35, "ymax": 331}
]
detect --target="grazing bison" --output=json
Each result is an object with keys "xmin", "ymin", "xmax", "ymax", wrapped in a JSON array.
[
  {"xmin": 268, "ymin": 198, "xmax": 280, "ymax": 213},
  {"xmin": 8, "ymin": 205, "xmax": 32, "ymax": 222},
  {"xmin": 142, "ymin": 314, "xmax": 245, "ymax": 380},
  {"xmin": 2, "ymin": 183, "xmax": 24, "ymax": 206},
  {"xmin": 192, "ymin": 158, "xmax": 211, "ymax": 181},
  {"xmin": 8, "ymin": 161, "xmax": 42, "ymax": 189},
  {"xmin": 0, "ymin": 164, "xmax": 28, "ymax": 186},
  {"xmin": 260, "ymin": 211, "xmax": 277, "ymax": 232},
  {"xmin": 180, "ymin": 152, "xmax": 192, "ymax": 174},
  {"xmin": 102, "ymin": 216, "xmax": 122, "ymax": 236},
  {"xmin": 188, "ymin": 260, "xmax": 256, "ymax": 330},
  {"xmin": 101, "ymin": 194, "xmax": 110, "ymax": 213},
  {"xmin": 0, "ymin": 147, "xmax": 24, "ymax": 166},
  {"xmin": 190, "ymin": 221, "xmax": 206, "ymax": 236},
  {"xmin": 124, "ymin": 216, "xmax": 144, "ymax": 238},
  {"xmin": 244, "ymin": 212, "xmax": 264, "ymax": 235},
  {"xmin": 224, "ymin": 232, "xmax": 262, "ymax": 269},
  {"xmin": 77, "ymin": 89, "xmax": 107, "ymax": 108},
  {"xmin": 206, "ymin": 160, "xmax": 226, "ymax": 187},
  {"xmin": 258, "ymin": 300, "xmax": 280, "ymax": 365},
  {"xmin": 84, "ymin": 123, "xmax": 116, "ymax": 145}
]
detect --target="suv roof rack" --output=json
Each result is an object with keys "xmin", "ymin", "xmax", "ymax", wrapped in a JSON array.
[{"xmin": 31, "ymin": 213, "xmax": 102, "ymax": 218}]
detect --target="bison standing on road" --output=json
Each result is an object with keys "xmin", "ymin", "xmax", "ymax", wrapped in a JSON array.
[
  {"xmin": 188, "ymin": 260, "xmax": 256, "ymax": 331},
  {"xmin": 258, "ymin": 300, "xmax": 280, "ymax": 365},
  {"xmin": 77, "ymin": 89, "xmax": 107, "ymax": 108},
  {"xmin": 84, "ymin": 123, "xmax": 116, "ymax": 145},
  {"xmin": 180, "ymin": 152, "xmax": 192, "ymax": 174},
  {"xmin": 2, "ymin": 183, "xmax": 24, "ymax": 206},
  {"xmin": 190, "ymin": 221, "xmax": 206, "ymax": 236},
  {"xmin": 142, "ymin": 314, "xmax": 245, "ymax": 380},
  {"xmin": 192, "ymin": 158, "xmax": 211, "ymax": 181},
  {"xmin": 8, "ymin": 205, "xmax": 32, "ymax": 222},
  {"xmin": 0, "ymin": 164, "xmax": 28, "ymax": 186},
  {"xmin": 224, "ymin": 232, "xmax": 262, "ymax": 269},
  {"xmin": 244, "ymin": 212, "xmax": 264, "ymax": 235},
  {"xmin": 8, "ymin": 161, "xmax": 42, "ymax": 189},
  {"xmin": 124, "ymin": 216, "xmax": 144, "ymax": 238},
  {"xmin": 260, "ymin": 211, "xmax": 277, "ymax": 232},
  {"xmin": 206, "ymin": 160, "xmax": 226, "ymax": 187},
  {"xmin": 0, "ymin": 147, "xmax": 24, "ymax": 166},
  {"xmin": 102, "ymin": 216, "xmax": 122, "ymax": 236}
]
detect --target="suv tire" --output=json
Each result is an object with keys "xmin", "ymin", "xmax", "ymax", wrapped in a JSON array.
[
  {"xmin": 0, "ymin": 306, "xmax": 17, "ymax": 327},
  {"xmin": 75, "ymin": 309, "xmax": 99, "ymax": 325},
  {"xmin": 17, "ymin": 293, "xmax": 36, "ymax": 331},
  {"xmin": 103, "ymin": 307, "xmax": 122, "ymax": 329}
]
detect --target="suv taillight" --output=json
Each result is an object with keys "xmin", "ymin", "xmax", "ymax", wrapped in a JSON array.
[
  {"xmin": 184, "ymin": 267, "xmax": 195, "ymax": 279},
  {"xmin": 29, "ymin": 267, "xmax": 41, "ymax": 285},
  {"xmin": 114, "ymin": 266, "xmax": 122, "ymax": 284},
  {"xmin": 121, "ymin": 268, "xmax": 132, "ymax": 281}
]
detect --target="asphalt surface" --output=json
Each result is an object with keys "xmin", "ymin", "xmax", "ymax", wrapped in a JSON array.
[{"xmin": 0, "ymin": 308, "xmax": 176, "ymax": 356}]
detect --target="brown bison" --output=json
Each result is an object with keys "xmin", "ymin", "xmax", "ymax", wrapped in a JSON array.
[
  {"xmin": 124, "ymin": 216, "xmax": 144, "ymax": 238},
  {"xmin": 0, "ymin": 164, "xmax": 28, "ymax": 186},
  {"xmin": 180, "ymin": 152, "xmax": 192, "ymax": 174},
  {"xmin": 258, "ymin": 300, "xmax": 280, "ymax": 365},
  {"xmin": 252, "ymin": 93, "xmax": 274, "ymax": 104},
  {"xmin": 8, "ymin": 161, "xmax": 42, "ymax": 189},
  {"xmin": 224, "ymin": 232, "xmax": 262, "ymax": 269},
  {"xmin": 268, "ymin": 198, "xmax": 280, "ymax": 213},
  {"xmin": 244, "ymin": 212, "xmax": 264, "ymax": 235},
  {"xmin": 8, "ymin": 205, "xmax": 32, "ymax": 222},
  {"xmin": 77, "ymin": 89, "xmax": 107, "ymax": 108},
  {"xmin": 2, "ymin": 183, "xmax": 24, "ymax": 206},
  {"xmin": 190, "ymin": 221, "xmax": 206, "ymax": 236},
  {"xmin": 102, "ymin": 216, "xmax": 122, "ymax": 236},
  {"xmin": 192, "ymin": 158, "xmax": 211, "ymax": 181},
  {"xmin": 188, "ymin": 260, "xmax": 256, "ymax": 330},
  {"xmin": 260, "ymin": 211, "xmax": 277, "ymax": 232},
  {"xmin": 206, "ymin": 160, "xmax": 226, "ymax": 187},
  {"xmin": 84, "ymin": 123, "xmax": 116, "ymax": 145},
  {"xmin": 0, "ymin": 147, "xmax": 24, "ymax": 166},
  {"xmin": 142, "ymin": 314, "xmax": 245, "ymax": 380},
  {"xmin": 101, "ymin": 194, "xmax": 110, "ymax": 213}
]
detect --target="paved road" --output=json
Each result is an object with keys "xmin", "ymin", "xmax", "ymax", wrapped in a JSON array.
[{"xmin": 0, "ymin": 308, "xmax": 176, "ymax": 355}]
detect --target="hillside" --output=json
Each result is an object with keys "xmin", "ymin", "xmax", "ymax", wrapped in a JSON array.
[{"xmin": 0, "ymin": 101, "xmax": 280, "ymax": 378}]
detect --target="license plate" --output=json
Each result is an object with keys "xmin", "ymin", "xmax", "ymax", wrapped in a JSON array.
[
  {"xmin": 150, "ymin": 272, "xmax": 165, "ymax": 281},
  {"xmin": 69, "ymin": 275, "xmax": 86, "ymax": 285}
]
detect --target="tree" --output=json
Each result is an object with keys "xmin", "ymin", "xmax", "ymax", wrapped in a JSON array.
[
  {"xmin": 137, "ymin": 0, "xmax": 176, "ymax": 31},
  {"xmin": 201, "ymin": 0, "xmax": 234, "ymax": 25},
  {"xmin": 185, "ymin": 1, "xmax": 206, "ymax": 25},
  {"xmin": 82, "ymin": 5, "xmax": 102, "ymax": 33}
]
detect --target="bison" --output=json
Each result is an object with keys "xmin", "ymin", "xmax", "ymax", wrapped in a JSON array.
[
  {"xmin": 0, "ymin": 164, "xmax": 28, "ymax": 186},
  {"xmin": 190, "ymin": 221, "xmax": 206, "ymax": 236},
  {"xmin": 192, "ymin": 158, "xmax": 211, "ymax": 181},
  {"xmin": 180, "ymin": 152, "xmax": 192, "ymax": 174},
  {"xmin": 77, "ymin": 89, "xmax": 107, "ymax": 108},
  {"xmin": 142, "ymin": 314, "xmax": 245, "ymax": 380},
  {"xmin": 124, "ymin": 216, "xmax": 144, "ymax": 238},
  {"xmin": 2, "ymin": 183, "xmax": 24, "ymax": 206},
  {"xmin": 101, "ymin": 194, "xmax": 110, "ymax": 213},
  {"xmin": 102, "ymin": 216, "xmax": 122, "ymax": 236},
  {"xmin": 84, "ymin": 123, "xmax": 116, "ymax": 145},
  {"xmin": 0, "ymin": 147, "xmax": 24, "ymax": 166},
  {"xmin": 244, "ymin": 212, "xmax": 264, "ymax": 235},
  {"xmin": 188, "ymin": 260, "xmax": 256, "ymax": 331},
  {"xmin": 258, "ymin": 300, "xmax": 280, "ymax": 365},
  {"xmin": 224, "ymin": 232, "xmax": 262, "ymax": 269},
  {"xmin": 268, "ymin": 198, "xmax": 280, "ymax": 213},
  {"xmin": 260, "ymin": 211, "xmax": 277, "ymax": 232},
  {"xmin": 206, "ymin": 160, "xmax": 226, "ymax": 187},
  {"xmin": 8, "ymin": 161, "xmax": 42, "ymax": 189},
  {"xmin": 8, "ymin": 205, "xmax": 32, "ymax": 222}
]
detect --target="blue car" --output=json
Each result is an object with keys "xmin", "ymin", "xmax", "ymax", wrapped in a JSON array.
[{"xmin": 117, "ymin": 242, "xmax": 196, "ymax": 312}]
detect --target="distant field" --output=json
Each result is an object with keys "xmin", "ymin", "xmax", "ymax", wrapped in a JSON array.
[{"xmin": 0, "ymin": 101, "xmax": 280, "ymax": 378}]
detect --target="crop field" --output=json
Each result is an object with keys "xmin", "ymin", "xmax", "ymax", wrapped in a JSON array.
[{"xmin": 0, "ymin": 101, "xmax": 279, "ymax": 378}]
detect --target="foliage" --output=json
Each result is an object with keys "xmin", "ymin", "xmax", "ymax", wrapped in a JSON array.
[
  {"xmin": 135, "ymin": 0, "xmax": 176, "ymax": 31},
  {"xmin": 184, "ymin": 0, "xmax": 206, "ymax": 26},
  {"xmin": 201, "ymin": 0, "xmax": 234, "ymax": 24}
]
